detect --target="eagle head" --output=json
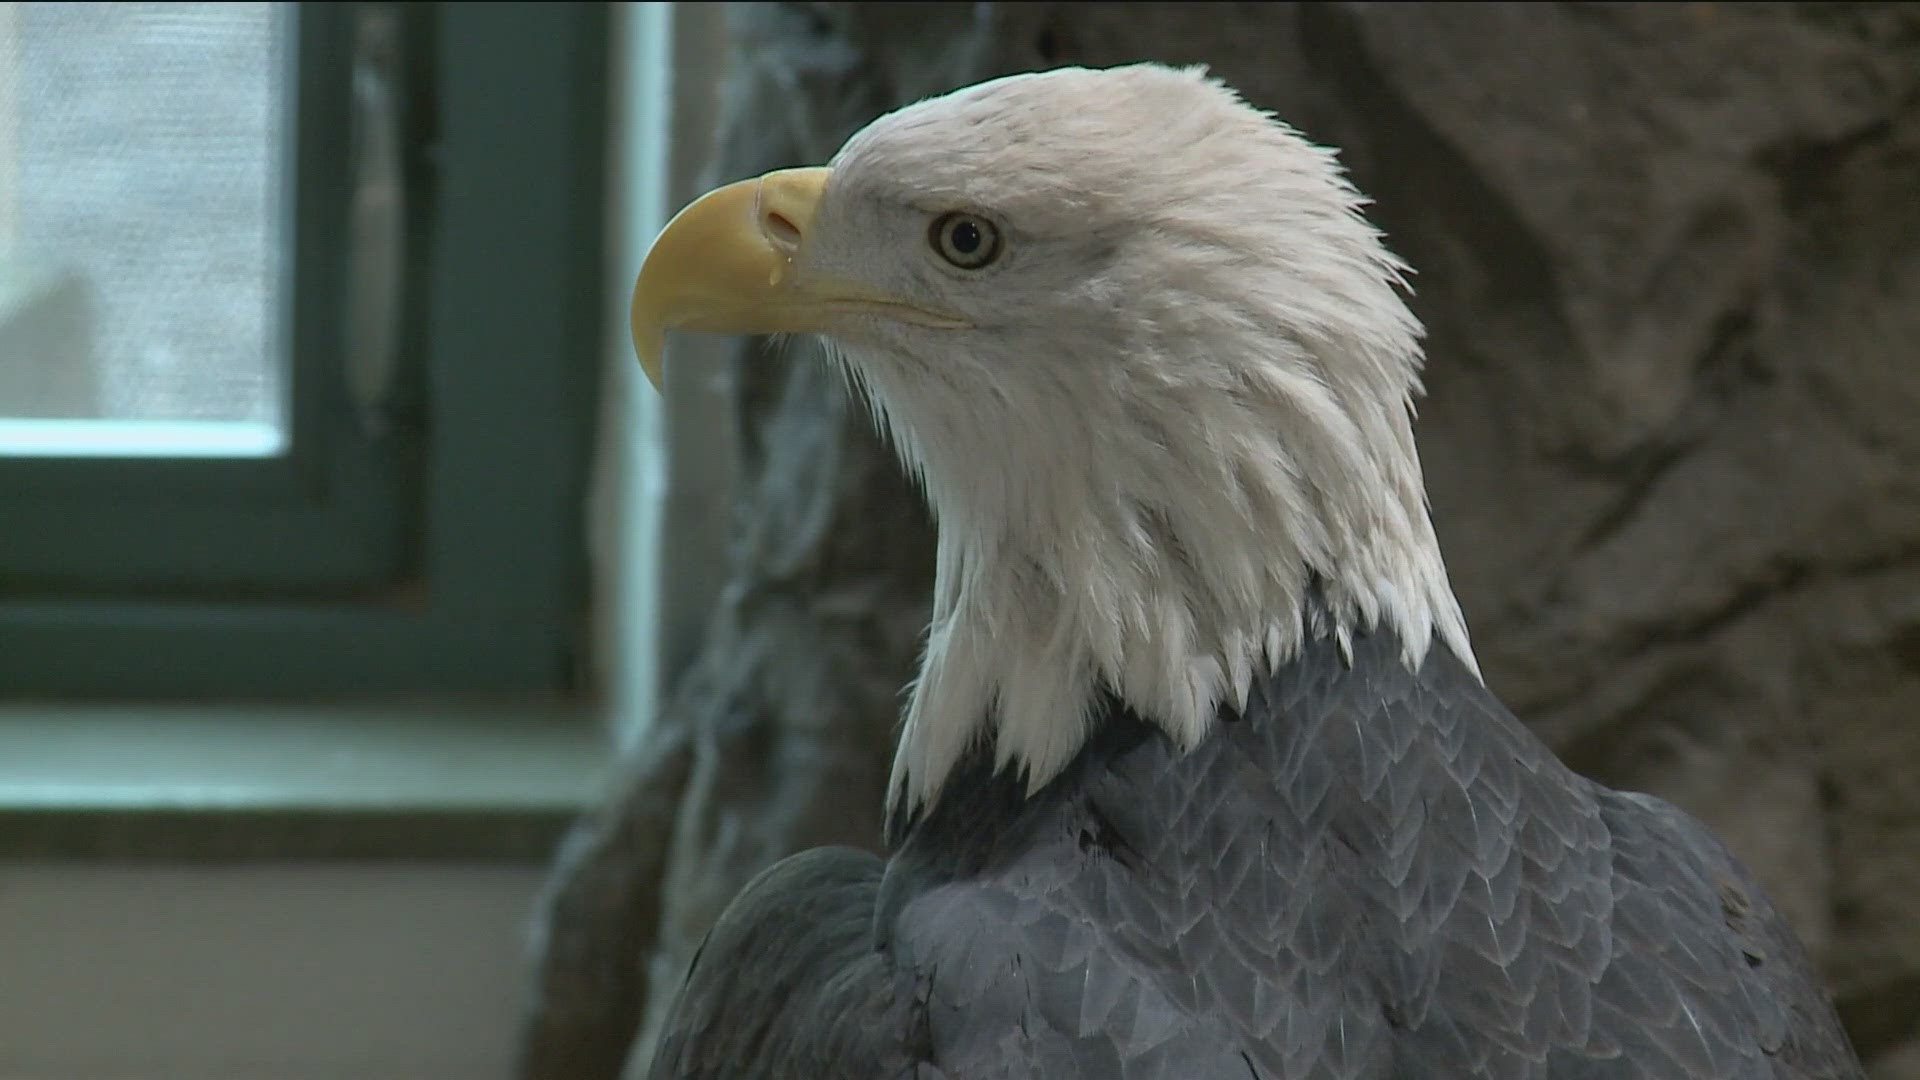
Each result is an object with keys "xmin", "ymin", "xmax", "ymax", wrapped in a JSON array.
[{"xmin": 633, "ymin": 64, "xmax": 1473, "ymax": 818}]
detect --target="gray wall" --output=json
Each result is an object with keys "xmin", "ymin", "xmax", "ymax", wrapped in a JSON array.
[{"xmin": 0, "ymin": 864, "xmax": 544, "ymax": 1079}]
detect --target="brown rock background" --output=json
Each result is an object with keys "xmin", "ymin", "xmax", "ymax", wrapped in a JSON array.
[{"xmin": 517, "ymin": 4, "xmax": 1920, "ymax": 1077}]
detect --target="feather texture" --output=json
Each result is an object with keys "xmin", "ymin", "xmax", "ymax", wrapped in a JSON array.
[{"xmin": 648, "ymin": 629, "xmax": 1861, "ymax": 1079}]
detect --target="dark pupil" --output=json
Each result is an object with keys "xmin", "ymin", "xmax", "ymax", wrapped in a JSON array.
[{"xmin": 949, "ymin": 220, "xmax": 981, "ymax": 255}]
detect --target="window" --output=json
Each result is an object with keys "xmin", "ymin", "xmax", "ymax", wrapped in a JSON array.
[{"xmin": 0, "ymin": 3, "xmax": 610, "ymax": 698}]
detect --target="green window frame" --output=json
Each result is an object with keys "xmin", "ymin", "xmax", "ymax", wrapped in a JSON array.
[{"xmin": 0, "ymin": 3, "xmax": 610, "ymax": 699}]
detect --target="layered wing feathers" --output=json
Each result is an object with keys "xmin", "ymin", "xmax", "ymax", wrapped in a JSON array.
[{"xmin": 648, "ymin": 634, "xmax": 1860, "ymax": 1079}]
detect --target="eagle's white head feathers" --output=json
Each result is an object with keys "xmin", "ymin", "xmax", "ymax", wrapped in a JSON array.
[{"xmin": 635, "ymin": 63, "xmax": 1476, "ymax": 821}]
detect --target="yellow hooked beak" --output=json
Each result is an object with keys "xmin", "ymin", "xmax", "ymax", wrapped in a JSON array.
[{"xmin": 630, "ymin": 166, "xmax": 967, "ymax": 389}]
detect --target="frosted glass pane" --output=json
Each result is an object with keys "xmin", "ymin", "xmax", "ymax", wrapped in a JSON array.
[{"xmin": 0, "ymin": 1, "xmax": 284, "ymax": 426}]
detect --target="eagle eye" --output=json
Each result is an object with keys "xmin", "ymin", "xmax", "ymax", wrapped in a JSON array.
[{"xmin": 929, "ymin": 212, "xmax": 1001, "ymax": 270}]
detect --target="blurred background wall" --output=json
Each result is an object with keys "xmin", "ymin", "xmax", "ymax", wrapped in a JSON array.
[
  {"xmin": 0, "ymin": 866, "xmax": 544, "ymax": 1078},
  {"xmin": 520, "ymin": 4, "xmax": 1920, "ymax": 1079}
]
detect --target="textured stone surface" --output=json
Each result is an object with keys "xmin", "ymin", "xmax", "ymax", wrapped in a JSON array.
[{"xmin": 515, "ymin": 4, "xmax": 1920, "ymax": 1077}]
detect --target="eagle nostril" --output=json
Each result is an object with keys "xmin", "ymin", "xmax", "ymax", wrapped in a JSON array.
[{"xmin": 763, "ymin": 208, "xmax": 802, "ymax": 251}]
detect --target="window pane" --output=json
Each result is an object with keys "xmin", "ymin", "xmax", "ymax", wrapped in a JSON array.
[{"xmin": 0, "ymin": 1, "xmax": 285, "ymax": 429}]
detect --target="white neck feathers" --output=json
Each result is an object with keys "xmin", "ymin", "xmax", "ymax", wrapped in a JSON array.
[{"xmin": 850, "ymin": 315, "xmax": 1476, "ymax": 822}]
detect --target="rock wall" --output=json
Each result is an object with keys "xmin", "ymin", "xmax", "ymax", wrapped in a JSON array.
[{"xmin": 516, "ymin": 5, "xmax": 1920, "ymax": 1076}]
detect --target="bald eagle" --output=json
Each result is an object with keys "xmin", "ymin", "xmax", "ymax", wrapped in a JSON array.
[{"xmin": 630, "ymin": 65, "xmax": 1862, "ymax": 1079}]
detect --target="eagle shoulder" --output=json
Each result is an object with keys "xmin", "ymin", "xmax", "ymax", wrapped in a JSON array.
[{"xmin": 647, "ymin": 846, "xmax": 929, "ymax": 1080}]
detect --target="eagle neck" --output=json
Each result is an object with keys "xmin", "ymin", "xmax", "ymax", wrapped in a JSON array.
[{"xmin": 881, "ymin": 381, "xmax": 1478, "ymax": 825}]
